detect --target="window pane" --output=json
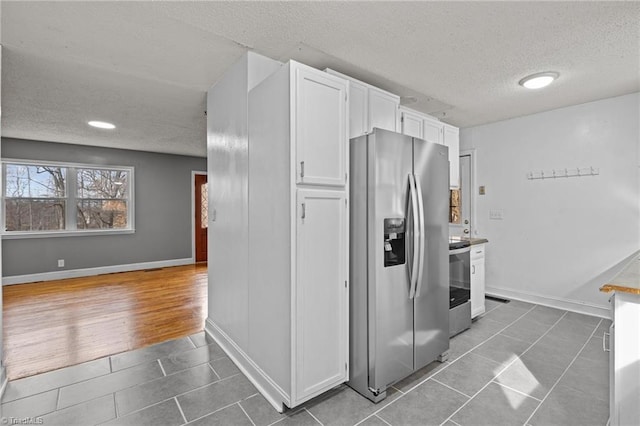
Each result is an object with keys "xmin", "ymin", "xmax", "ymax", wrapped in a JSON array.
[
  {"xmin": 5, "ymin": 199, "xmax": 65, "ymax": 231},
  {"xmin": 5, "ymin": 164, "xmax": 66, "ymax": 198},
  {"xmin": 77, "ymin": 169, "xmax": 129, "ymax": 199},
  {"xmin": 201, "ymin": 183, "xmax": 208, "ymax": 229},
  {"xmin": 77, "ymin": 200, "xmax": 128, "ymax": 229}
]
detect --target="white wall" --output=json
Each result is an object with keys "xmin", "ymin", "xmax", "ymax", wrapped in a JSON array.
[{"xmin": 460, "ymin": 93, "xmax": 640, "ymax": 317}]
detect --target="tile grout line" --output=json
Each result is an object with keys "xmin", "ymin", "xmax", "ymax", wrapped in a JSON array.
[
  {"xmin": 113, "ymin": 392, "xmax": 119, "ymax": 418},
  {"xmin": 305, "ymin": 407, "xmax": 325, "ymax": 425},
  {"xmin": 376, "ymin": 414, "xmax": 393, "ymax": 426},
  {"xmin": 158, "ymin": 359, "xmax": 167, "ymax": 377},
  {"xmin": 430, "ymin": 378, "xmax": 472, "ymax": 399},
  {"xmin": 237, "ymin": 401, "xmax": 257, "ymax": 426},
  {"xmin": 4, "ymin": 358, "xmax": 114, "ymax": 404},
  {"xmin": 55, "ymin": 387, "xmax": 61, "ymax": 410},
  {"xmin": 354, "ymin": 304, "xmax": 538, "ymax": 426},
  {"xmin": 437, "ymin": 310, "xmax": 569, "ymax": 425},
  {"xmin": 174, "ymin": 396, "xmax": 188, "ymax": 425},
  {"xmin": 207, "ymin": 362, "xmax": 222, "ymax": 381},
  {"xmin": 176, "ymin": 399, "xmax": 239, "ymax": 425},
  {"xmin": 390, "ymin": 385, "xmax": 405, "ymax": 394},
  {"xmin": 114, "ymin": 372, "xmax": 242, "ymax": 419},
  {"xmin": 522, "ymin": 318, "xmax": 604, "ymax": 425},
  {"xmin": 187, "ymin": 335, "xmax": 198, "ymax": 349},
  {"xmin": 491, "ymin": 380, "xmax": 542, "ymax": 402}
]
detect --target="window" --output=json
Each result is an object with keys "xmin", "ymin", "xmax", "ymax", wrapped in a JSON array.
[{"xmin": 3, "ymin": 160, "xmax": 134, "ymax": 236}]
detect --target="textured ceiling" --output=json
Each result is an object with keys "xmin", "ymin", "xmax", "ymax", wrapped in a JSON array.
[{"xmin": 1, "ymin": 1, "xmax": 639, "ymax": 157}]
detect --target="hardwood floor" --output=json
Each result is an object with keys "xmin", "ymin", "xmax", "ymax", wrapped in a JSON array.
[{"xmin": 3, "ymin": 264, "xmax": 207, "ymax": 380}]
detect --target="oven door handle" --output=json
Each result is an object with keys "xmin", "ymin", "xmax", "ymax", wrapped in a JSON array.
[{"xmin": 449, "ymin": 246, "xmax": 471, "ymax": 255}]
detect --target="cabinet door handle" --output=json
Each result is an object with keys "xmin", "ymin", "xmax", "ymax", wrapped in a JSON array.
[
  {"xmin": 602, "ymin": 331, "xmax": 610, "ymax": 352},
  {"xmin": 472, "ymin": 265, "xmax": 475, "ymax": 274},
  {"xmin": 300, "ymin": 161, "xmax": 305, "ymax": 178},
  {"xmin": 301, "ymin": 203, "xmax": 306, "ymax": 219}
]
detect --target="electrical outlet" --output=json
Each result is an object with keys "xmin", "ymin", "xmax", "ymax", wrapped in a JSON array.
[
  {"xmin": 489, "ymin": 209, "xmax": 504, "ymax": 220},
  {"xmin": 58, "ymin": 259, "xmax": 65, "ymax": 268}
]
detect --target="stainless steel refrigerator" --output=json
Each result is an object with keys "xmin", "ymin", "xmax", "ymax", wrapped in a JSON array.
[{"xmin": 349, "ymin": 128, "xmax": 450, "ymax": 402}]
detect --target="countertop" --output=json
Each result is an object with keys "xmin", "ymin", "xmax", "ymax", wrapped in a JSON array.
[
  {"xmin": 449, "ymin": 236, "xmax": 489, "ymax": 246},
  {"xmin": 599, "ymin": 250, "xmax": 640, "ymax": 295}
]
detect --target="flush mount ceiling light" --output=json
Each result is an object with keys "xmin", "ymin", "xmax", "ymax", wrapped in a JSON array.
[
  {"xmin": 88, "ymin": 120, "xmax": 116, "ymax": 129},
  {"xmin": 518, "ymin": 72, "xmax": 559, "ymax": 89}
]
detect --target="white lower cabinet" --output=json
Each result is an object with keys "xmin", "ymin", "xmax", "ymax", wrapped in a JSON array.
[
  {"xmin": 607, "ymin": 292, "xmax": 640, "ymax": 425},
  {"xmin": 470, "ymin": 244, "xmax": 486, "ymax": 318},
  {"xmin": 296, "ymin": 189, "xmax": 348, "ymax": 401}
]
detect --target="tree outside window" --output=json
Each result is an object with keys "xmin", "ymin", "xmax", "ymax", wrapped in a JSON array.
[{"xmin": 3, "ymin": 161, "xmax": 133, "ymax": 234}]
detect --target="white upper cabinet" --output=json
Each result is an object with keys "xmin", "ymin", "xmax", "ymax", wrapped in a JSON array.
[
  {"xmin": 325, "ymin": 69, "xmax": 399, "ymax": 137},
  {"xmin": 443, "ymin": 124, "xmax": 460, "ymax": 188},
  {"xmin": 368, "ymin": 88, "xmax": 399, "ymax": 133},
  {"xmin": 399, "ymin": 107, "xmax": 424, "ymax": 139},
  {"xmin": 347, "ymin": 79, "xmax": 368, "ymax": 139},
  {"xmin": 423, "ymin": 115, "xmax": 444, "ymax": 146},
  {"xmin": 295, "ymin": 67, "xmax": 348, "ymax": 187}
]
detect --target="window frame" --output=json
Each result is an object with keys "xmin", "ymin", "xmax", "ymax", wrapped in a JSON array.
[{"xmin": 2, "ymin": 158, "xmax": 135, "ymax": 239}]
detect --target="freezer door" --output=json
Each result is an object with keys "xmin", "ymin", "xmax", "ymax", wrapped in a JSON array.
[
  {"xmin": 367, "ymin": 129, "xmax": 415, "ymax": 392},
  {"xmin": 413, "ymin": 138, "xmax": 450, "ymax": 370}
]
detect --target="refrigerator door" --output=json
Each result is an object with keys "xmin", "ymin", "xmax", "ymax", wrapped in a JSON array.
[
  {"xmin": 413, "ymin": 138, "xmax": 450, "ymax": 370},
  {"xmin": 367, "ymin": 129, "xmax": 415, "ymax": 392}
]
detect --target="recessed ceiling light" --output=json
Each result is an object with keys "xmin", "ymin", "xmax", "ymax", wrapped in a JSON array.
[
  {"xmin": 518, "ymin": 72, "xmax": 559, "ymax": 89},
  {"xmin": 88, "ymin": 120, "xmax": 116, "ymax": 129}
]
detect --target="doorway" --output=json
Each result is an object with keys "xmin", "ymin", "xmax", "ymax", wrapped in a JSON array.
[
  {"xmin": 450, "ymin": 151, "xmax": 474, "ymax": 238},
  {"xmin": 194, "ymin": 172, "xmax": 208, "ymax": 263}
]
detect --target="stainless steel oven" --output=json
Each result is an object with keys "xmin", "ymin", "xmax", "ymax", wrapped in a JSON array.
[{"xmin": 449, "ymin": 242, "xmax": 471, "ymax": 337}]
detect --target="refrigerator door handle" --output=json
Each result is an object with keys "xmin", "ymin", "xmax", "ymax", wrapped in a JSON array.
[
  {"xmin": 414, "ymin": 174, "xmax": 426, "ymax": 297},
  {"xmin": 408, "ymin": 173, "xmax": 420, "ymax": 299}
]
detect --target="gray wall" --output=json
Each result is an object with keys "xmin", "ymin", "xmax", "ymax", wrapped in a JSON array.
[{"xmin": 2, "ymin": 138, "xmax": 207, "ymax": 277}]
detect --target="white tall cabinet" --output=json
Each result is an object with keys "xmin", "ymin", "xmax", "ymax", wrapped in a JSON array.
[{"xmin": 207, "ymin": 56, "xmax": 349, "ymax": 412}]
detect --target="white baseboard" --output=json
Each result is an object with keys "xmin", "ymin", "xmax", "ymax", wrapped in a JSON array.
[
  {"xmin": 2, "ymin": 258, "xmax": 194, "ymax": 285},
  {"xmin": 204, "ymin": 318, "xmax": 289, "ymax": 413},
  {"xmin": 486, "ymin": 286, "xmax": 610, "ymax": 319}
]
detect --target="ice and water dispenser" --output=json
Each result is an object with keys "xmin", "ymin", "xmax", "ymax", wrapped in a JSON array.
[{"xmin": 383, "ymin": 218, "xmax": 405, "ymax": 267}]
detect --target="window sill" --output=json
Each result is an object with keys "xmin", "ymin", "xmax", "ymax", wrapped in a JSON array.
[{"xmin": 2, "ymin": 229, "xmax": 135, "ymax": 239}]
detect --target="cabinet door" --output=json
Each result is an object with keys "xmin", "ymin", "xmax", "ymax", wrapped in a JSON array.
[
  {"xmin": 401, "ymin": 110, "xmax": 424, "ymax": 139},
  {"xmin": 295, "ymin": 66, "xmax": 348, "ymax": 187},
  {"xmin": 348, "ymin": 80, "xmax": 368, "ymax": 139},
  {"xmin": 470, "ymin": 245, "xmax": 485, "ymax": 318},
  {"xmin": 443, "ymin": 124, "xmax": 460, "ymax": 188},
  {"xmin": 295, "ymin": 189, "xmax": 348, "ymax": 402},
  {"xmin": 423, "ymin": 116, "xmax": 443, "ymax": 145},
  {"xmin": 368, "ymin": 88, "xmax": 399, "ymax": 133}
]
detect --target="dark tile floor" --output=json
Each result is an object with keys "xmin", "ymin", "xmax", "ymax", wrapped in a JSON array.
[{"xmin": 1, "ymin": 298, "xmax": 610, "ymax": 425}]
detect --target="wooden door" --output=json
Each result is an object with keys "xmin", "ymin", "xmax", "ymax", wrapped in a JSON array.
[{"xmin": 195, "ymin": 174, "xmax": 208, "ymax": 263}]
